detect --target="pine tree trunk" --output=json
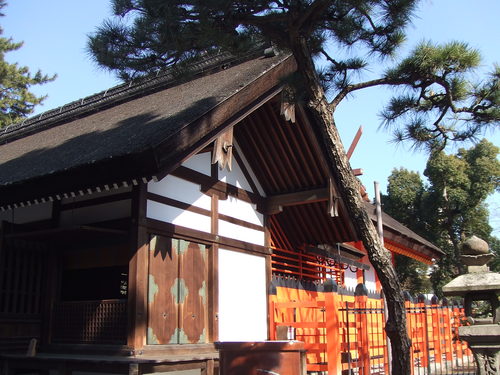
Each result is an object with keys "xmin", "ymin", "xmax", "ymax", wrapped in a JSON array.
[{"xmin": 290, "ymin": 37, "xmax": 412, "ymax": 375}]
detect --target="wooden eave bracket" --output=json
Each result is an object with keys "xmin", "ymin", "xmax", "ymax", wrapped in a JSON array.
[{"xmin": 212, "ymin": 127, "xmax": 234, "ymax": 171}]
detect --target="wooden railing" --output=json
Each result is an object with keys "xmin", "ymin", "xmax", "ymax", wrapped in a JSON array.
[
  {"xmin": 271, "ymin": 245, "xmax": 344, "ymax": 284},
  {"xmin": 269, "ymin": 278, "xmax": 475, "ymax": 375},
  {"xmin": 52, "ymin": 299, "xmax": 127, "ymax": 345}
]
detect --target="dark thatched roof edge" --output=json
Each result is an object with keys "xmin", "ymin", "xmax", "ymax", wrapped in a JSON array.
[
  {"xmin": 0, "ymin": 46, "xmax": 272, "ymax": 145},
  {"xmin": 364, "ymin": 201, "xmax": 443, "ymax": 255}
]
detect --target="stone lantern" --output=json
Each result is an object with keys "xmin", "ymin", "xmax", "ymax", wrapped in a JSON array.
[{"xmin": 442, "ymin": 236, "xmax": 500, "ymax": 375}]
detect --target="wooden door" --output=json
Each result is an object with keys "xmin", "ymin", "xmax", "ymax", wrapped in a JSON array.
[{"xmin": 147, "ymin": 235, "xmax": 208, "ymax": 344}]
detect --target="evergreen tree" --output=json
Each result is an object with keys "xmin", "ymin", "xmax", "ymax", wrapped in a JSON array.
[
  {"xmin": 88, "ymin": 1, "xmax": 500, "ymax": 372},
  {"xmin": 382, "ymin": 168, "xmax": 432, "ymax": 295},
  {"xmin": 0, "ymin": 1, "xmax": 55, "ymax": 128},
  {"xmin": 383, "ymin": 140, "xmax": 500, "ymax": 297},
  {"xmin": 425, "ymin": 139, "xmax": 500, "ymax": 294}
]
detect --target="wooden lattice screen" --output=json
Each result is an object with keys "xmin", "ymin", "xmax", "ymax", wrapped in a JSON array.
[{"xmin": 52, "ymin": 299, "xmax": 127, "ymax": 344}]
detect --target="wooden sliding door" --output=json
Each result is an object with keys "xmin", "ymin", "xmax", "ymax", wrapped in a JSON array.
[{"xmin": 147, "ymin": 235, "xmax": 208, "ymax": 344}]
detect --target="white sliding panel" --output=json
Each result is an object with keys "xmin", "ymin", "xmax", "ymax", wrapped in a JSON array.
[{"xmin": 218, "ymin": 249, "xmax": 267, "ymax": 341}]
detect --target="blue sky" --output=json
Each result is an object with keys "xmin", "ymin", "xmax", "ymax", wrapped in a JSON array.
[{"xmin": 2, "ymin": 0, "xmax": 499, "ymax": 235}]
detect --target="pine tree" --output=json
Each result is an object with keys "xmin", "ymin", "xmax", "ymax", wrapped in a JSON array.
[
  {"xmin": 88, "ymin": 2, "xmax": 500, "ymax": 372},
  {"xmin": 0, "ymin": 1, "xmax": 55, "ymax": 128}
]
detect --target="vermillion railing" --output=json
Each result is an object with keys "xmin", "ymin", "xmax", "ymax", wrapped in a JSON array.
[
  {"xmin": 269, "ymin": 277, "xmax": 475, "ymax": 375},
  {"xmin": 52, "ymin": 299, "xmax": 127, "ymax": 345},
  {"xmin": 271, "ymin": 245, "xmax": 344, "ymax": 285}
]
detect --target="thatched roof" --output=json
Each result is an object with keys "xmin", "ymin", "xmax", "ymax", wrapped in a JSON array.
[{"xmin": 0, "ymin": 49, "xmax": 294, "ymax": 206}]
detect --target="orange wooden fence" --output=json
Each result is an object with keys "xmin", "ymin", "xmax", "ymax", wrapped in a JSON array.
[{"xmin": 269, "ymin": 277, "xmax": 475, "ymax": 375}]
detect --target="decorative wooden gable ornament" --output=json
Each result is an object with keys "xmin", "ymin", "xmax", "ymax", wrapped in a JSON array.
[
  {"xmin": 328, "ymin": 177, "xmax": 339, "ymax": 217},
  {"xmin": 212, "ymin": 127, "xmax": 234, "ymax": 171},
  {"xmin": 280, "ymin": 86, "xmax": 296, "ymax": 123}
]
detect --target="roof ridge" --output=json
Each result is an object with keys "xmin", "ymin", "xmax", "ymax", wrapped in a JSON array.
[{"xmin": 0, "ymin": 47, "xmax": 268, "ymax": 145}]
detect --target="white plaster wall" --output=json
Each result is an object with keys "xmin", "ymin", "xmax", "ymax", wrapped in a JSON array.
[
  {"xmin": 219, "ymin": 157, "xmax": 254, "ymax": 193},
  {"xmin": 0, "ymin": 201, "xmax": 52, "ymax": 224},
  {"xmin": 181, "ymin": 151, "xmax": 212, "ymax": 176},
  {"xmin": 344, "ymin": 267, "xmax": 358, "ymax": 289},
  {"xmin": 218, "ymin": 196, "xmax": 263, "ymax": 226},
  {"xmin": 60, "ymin": 200, "xmax": 131, "ymax": 226},
  {"xmin": 365, "ymin": 266, "xmax": 377, "ymax": 293},
  {"xmin": 218, "ymin": 249, "xmax": 267, "ymax": 341},
  {"xmin": 148, "ymin": 175, "xmax": 211, "ymax": 210},
  {"xmin": 233, "ymin": 140, "xmax": 266, "ymax": 197},
  {"xmin": 147, "ymin": 200, "xmax": 211, "ymax": 233},
  {"xmin": 218, "ymin": 220, "xmax": 265, "ymax": 246}
]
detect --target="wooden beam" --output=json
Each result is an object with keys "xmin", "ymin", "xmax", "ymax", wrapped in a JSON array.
[
  {"xmin": 346, "ymin": 126, "xmax": 363, "ymax": 160},
  {"xmin": 262, "ymin": 187, "xmax": 328, "ymax": 214},
  {"xmin": 352, "ymin": 168, "xmax": 363, "ymax": 176}
]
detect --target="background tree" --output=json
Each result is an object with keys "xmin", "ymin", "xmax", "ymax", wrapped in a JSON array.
[
  {"xmin": 88, "ymin": 1, "xmax": 500, "ymax": 372},
  {"xmin": 0, "ymin": 0, "xmax": 55, "ymax": 128},
  {"xmin": 383, "ymin": 140, "xmax": 500, "ymax": 296},
  {"xmin": 382, "ymin": 168, "xmax": 432, "ymax": 295},
  {"xmin": 426, "ymin": 139, "xmax": 500, "ymax": 294}
]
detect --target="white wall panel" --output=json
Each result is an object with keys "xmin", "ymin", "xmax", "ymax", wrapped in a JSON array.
[
  {"xmin": 181, "ymin": 152, "xmax": 211, "ymax": 176},
  {"xmin": 233, "ymin": 140, "xmax": 266, "ymax": 197},
  {"xmin": 218, "ymin": 249, "xmax": 267, "ymax": 342},
  {"xmin": 147, "ymin": 200, "xmax": 211, "ymax": 233},
  {"xmin": 148, "ymin": 175, "xmax": 211, "ymax": 210},
  {"xmin": 218, "ymin": 220, "xmax": 265, "ymax": 246},
  {"xmin": 219, "ymin": 158, "xmax": 253, "ymax": 193},
  {"xmin": 60, "ymin": 200, "xmax": 131, "ymax": 226},
  {"xmin": 365, "ymin": 267, "xmax": 377, "ymax": 293},
  {"xmin": 218, "ymin": 196, "xmax": 263, "ymax": 226},
  {"xmin": 344, "ymin": 268, "xmax": 358, "ymax": 289}
]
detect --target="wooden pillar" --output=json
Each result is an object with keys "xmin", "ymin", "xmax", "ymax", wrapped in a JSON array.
[
  {"xmin": 41, "ymin": 247, "xmax": 58, "ymax": 346},
  {"xmin": 202, "ymin": 359, "xmax": 215, "ymax": 375},
  {"xmin": 355, "ymin": 283, "xmax": 371, "ymax": 375},
  {"xmin": 430, "ymin": 296, "xmax": 443, "ymax": 368},
  {"xmin": 268, "ymin": 281, "xmax": 277, "ymax": 340},
  {"xmin": 324, "ymin": 279, "xmax": 341, "ymax": 375},
  {"xmin": 127, "ymin": 183, "xmax": 149, "ymax": 350},
  {"xmin": 209, "ymin": 192, "xmax": 219, "ymax": 342}
]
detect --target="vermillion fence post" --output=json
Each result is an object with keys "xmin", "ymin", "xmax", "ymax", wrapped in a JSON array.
[
  {"xmin": 441, "ymin": 297, "xmax": 453, "ymax": 371},
  {"xmin": 403, "ymin": 292, "xmax": 415, "ymax": 375},
  {"xmin": 355, "ymin": 284, "xmax": 370, "ymax": 375},
  {"xmin": 430, "ymin": 295, "xmax": 443, "ymax": 372},
  {"xmin": 324, "ymin": 279, "xmax": 341, "ymax": 375},
  {"xmin": 269, "ymin": 281, "xmax": 277, "ymax": 340},
  {"xmin": 417, "ymin": 294, "xmax": 431, "ymax": 372}
]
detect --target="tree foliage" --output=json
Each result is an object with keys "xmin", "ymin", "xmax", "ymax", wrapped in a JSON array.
[
  {"xmin": 382, "ymin": 42, "xmax": 500, "ymax": 150},
  {"xmin": 382, "ymin": 168, "xmax": 431, "ymax": 294},
  {"xmin": 0, "ymin": 1, "xmax": 55, "ymax": 128},
  {"xmin": 88, "ymin": 1, "xmax": 499, "ymax": 372},
  {"xmin": 383, "ymin": 140, "xmax": 500, "ymax": 296},
  {"xmin": 89, "ymin": 1, "xmax": 499, "ymax": 151}
]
